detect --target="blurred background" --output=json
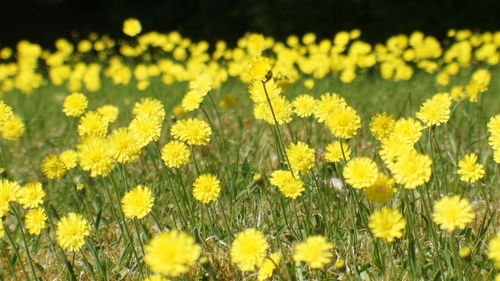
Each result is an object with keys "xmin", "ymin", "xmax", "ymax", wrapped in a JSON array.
[{"xmin": 1, "ymin": 0, "xmax": 499, "ymax": 47}]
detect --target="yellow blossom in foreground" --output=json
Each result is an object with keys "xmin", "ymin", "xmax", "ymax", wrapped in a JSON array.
[
  {"xmin": 42, "ymin": 155, "xmax": 66, "ymax": 179},
  {"xmin": 231, "ymin": 229, "xmax": 269, "ymax": 271},
  {"xmin": 457, "ymin": 154, "xmax": 485, "ymax": 182},
  {"xmin": 56, "ymin": 212, "xmax": 90, "ymax": 252},
  {"xmin": 258, "ymin": 252, "xmax": 281, "ymax": 281},
  {"xmin": 192, "ymin": 174, "xmax": 221, "ymax": 204},
  {"xmin": 432, "ymin": 195, "xmax": 475, "ymax": 232},
  {"xmin": 370, "ymin": 112, "xmax": 396, "ymax": 141},
  {"xmin": 63, "ymin": 92, "xmax": 87, "ymax": 117},
  {"xmin": 25, "ymin": 207, "xmax": 47, "ymax": 235},
  {"xmin": 292, "ymin": 94, "xmax": 316, "ymax": 118},
  {"xmin": 269, "ymin": 170, "xmax": 305, "ymax": 199},
  {"xmin": 161, "ymin": 140, "xmax": 190, "ymax": 168},
  {"xmin": 390, "ymin": 151, "xmax": 432, "ymax": 189},
  {"xmin": 121, "ymin": 185, "xmax": 154, "ymax": 219},
  {"xmin": 343, "ymin": 157, "xmax": 379, "ymax": 189},
  {"xmin": 171, "ymin": 118, "xmax": 212, "ymax": 146},
  {"xmin": 285, "ymin": 141, "xmax": 315, "ymax": 174},
  {"xmin": 364, "ymin": 173, "xmax": 396, "ymax": 203},
  {"xmin": 488, "ymin": 233, "xmax": 500, "ymax": 268},
  {"xmin": 293, "ymin": 236, "xmax": 333, "ymax": 269},
  {"xmin": 145, "ymin": 230, "xmax": 201, "ymax": 277},
  {"xmin": 369, "ymin": 208, "xmax": 406, "ymax": 242},
  {"xmin": 18, "ymin": 182, "xmax": 45, "ymax": 209},
  {"xmin": 324, "ymin": 141, "xmax": 351, "ymax": 162},
  {"xmin": 416, "ymin": 93, "xmax": 452, "ymax": 127},
  {"xmin": 123, "ymin": 18, "xmax": 142, "ymax": 37}
]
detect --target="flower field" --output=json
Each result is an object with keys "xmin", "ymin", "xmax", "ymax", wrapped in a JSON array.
[{"xmin": 0, "ymin": 19, "xmax": 499, "ymax": 280}]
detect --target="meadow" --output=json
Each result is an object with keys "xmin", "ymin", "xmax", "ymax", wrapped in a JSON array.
[{"xmin": 0, "ymin": 19, "xmax": 499, "ymax": 280}]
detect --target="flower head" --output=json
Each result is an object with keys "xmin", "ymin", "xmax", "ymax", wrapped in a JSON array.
[
  {"xmin": 77, "ymin": 136, "xmax": 114, "ymax": 177},
  {"xmin": 269, "ymin": 170, "xmax": 305, "ymax": 199},
  {"xmin": 144, "ymin": 230, "xmax": 201, "ymax": 277},
  {"xmin": 171, "ymin": 118, "xmax": 211, "ymax": 146},
  {"xmin": 192, "ymin": 174, "xmax": 221, "ymax": 204},
  {"xmin": 97, "ymin": 105, "xmax": 119, "ymax": 123},
  {"xmin": 63, "ymin": 93, "xmax": 88, "ymax": 117},
  {"xmin": 161, "ymin": 140, "xmax": 190, "ymax": 168},
  {"xmin": 293, "ymin": 236, "xmax": 333, "ymax": 269},
  {"xmin": 432, "ymin": 195, "xmax": 475, "ymax": 232},
  {"xmin": 133, "ymin": 98, "xmax": 165, "ymax": 123},
  {"xmin": 324, "ymin": 141, "xmax": 351, "ymax": 163},
  {"xmin": 18, "ymin": 182, "xmax": 45, "ymax": 209},
  {"xmin": 123, "ymin": 18, "xmax": 142, "ymax": 37},
  {"xmin": 293, "ymin": 94, "xmax": 316, "ymax": 118},
  {"xmin": 122, "ymin": 185, "xmax": 154, "ymax": 219},
  {"xmin": 343, "ymin": 157, "xmax": 379, "ymax": 189},
  {"xmin": 258, "ymin": 252, "xmax": 281, "ymax": 281},
  {"xmin": 108, "ymin": 128, "xmax": 142, "ymax": 163},
  {"xmin": 25, "ymin": 207, "xmax": 47, "ymax": 235},
  {"xmin": 416, "ymin": 93, "xmax": 452, "ymax": 127},
  {"xmin": 488, "ymin": 233, "xmax": 500, "ymax": 268},
  {"xmin": 390, "ymin": 151, "xmax": 432, "ymax": 189},
  {"xmin": 78, "ymin": 111, "xmax": 108, "ymax": 138},
  {"xmin": 56, "ymin": 212, "xmax": 90, "ymax": 251},
  {"xmin": 285, "ymin": 141, "xmax": 315, "ymax": 174},
  {"xmin": 42, "ymin": 155, "xmax": 67, "ymax": 179},
  {"xmin": 129, "ymin": 115, "xmax": 162, "ymax": 147},
  {"xmin": 364, "ymin": 173, "xmax": 396, "ymax": 204},
  {"xmin": 231, "ymin": 229, "xmax": 269, "ymax": 271},
  {"xmin": 457, "ymin": 154, "xmax": 485, "ymax": 182},
  {"xmin": 370, "ymin": 113, "xmax": 396, "ymax": 141},
  {"xmin": 59, "ymin": 149, "xmax": 78, "ymax": 169},
  {"xmin": 1, "ymin": 115, "xmax": 25, "ymax": 140},
  {"xmin": 369, "ymin": 207, "xmax": 406, "ymax": 242}
]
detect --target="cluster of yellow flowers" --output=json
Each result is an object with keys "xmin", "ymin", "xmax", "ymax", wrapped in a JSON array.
[{"xmin": 0, "ymin": 18, "xmax": 499, "ymax": 281}]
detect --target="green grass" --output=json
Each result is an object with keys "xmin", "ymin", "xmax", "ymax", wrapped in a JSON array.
[{"xmin": 0, "ymin": 63, "xmax": 499, "ymax": 281}]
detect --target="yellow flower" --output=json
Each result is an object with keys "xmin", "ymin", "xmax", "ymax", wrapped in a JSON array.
[
  {"xmin": 343, "ymin": 157, "xmax": 379, "ymax": 189},
  {"xmin": 18, "ymin": 182, "xmax": 45, "ymax": 209},
  {"xmin": 488, "ymin": 233, "xmax": 500, "ymax": 268},
  {"xmin": 369, "ymin": 207, "xmax": 406, "ymax": 242},
  {"xmin": 258, "ymin": 252, "xmax": 281, "ymax": 281},
  {"xmin": 42, "ymin": 155, "xmax": 67, "ymax": 179},
  {"xmin": 172, "ymin": 105, "xmax": 185, "ymax": 117},
  {"xmin": 390, "ymin": 151, "xmax": 432, "ymax": 189},
  {"xmin": 457, "ymin": 154, "xmax": 485, "ymax": 182},
  {"xmin": 432, "ymin": 195, "xmax": 475, "ymax": 232},
  {"xmin": 181, "ymin": 90, "xmax": 205, "ymax": 112},
  {"xmin": 161, "ymin": 140, "xmax": 190, "ymax": 168},
  {"xmin": 231, "ymin": 229, "xmax": 269, "ymax": 271},
  {"xmin": 303, "ymin": 79, "xmax": 314, "ymax": 89},
  {"xmin": 364, "ymin": 173, "xmax": 396, "ymax": 204},
  {"xmin": 293, "ymin": 236, "xmax": 333, "ymax": 269},
  {"xmin": 133, "ymin": 98, "xmax": 165, "ymax": 123},
  {"xmin": 78, "ymin": 111, "xmax": 108, "ymax": 138},
  {"xmin": 56, "ymin": 212, "xmax": 90, "ymax": 251},
  {"xmin": 0, "ymin": 179, "xmax": 21, "ymax": 217},
  {"xmin": 144, "ymin": 230, "xmax": 201, "ymax": 277},
  {"xmin": 370, "ymin": 113, "xmax": 396, "ymax": 141},
  {"xmin": 269, "ymin": 170, "xmax": 305, "ymax": 199},
  {"xmin": 25, "ymin": 207, "xmax": 47, "ymax": 235},
  {"xmin": 253, "ymin": 95, "xmax": 293, "ymax": 125},
  {"xmin": 192, "ymin": 174, "xmax": 221, "ymax": 204},
  {"xmin": 0, "ymin": 115, "xmax": 25, "ymax": 140},
  {"xmin": 313, "ymin": 93, "xmax": 347, "ymax": 123},
  {"xmin": 416, "ymin": 93, "xmax": 452, "ymax": 127},
  {"xmin": 285, "ymin": 141, "xmax": 315, "ymax": 174},
  {"xmin": 122, "ymin": 185, "xmax": 154, "ymax": 219},
  {"xmin": 97, "ymin": 105, "xmax": 119, "ymax": 123},
  {"xmin": 129, "ymin": 115, "xmax": 163, "ymax": 147},
  {"xmin": 59, "ymin": 149, "xmax": 78, "ymax": 169},
  {"xmin": 63, "ymin": 92, "xmax": 88, "ymax": 117},
  {"xmin": 324, "ymin": 141, "xmax": 351, "ymax": 163},
  {"xmin": 392, "ymin": 118, "xmax": 423, "ymax": 144},
  {"xmin": 171, "ymin": 118, "xmax": 211, "ymax": 146},
  {"xmin": 77, "ymin": 136, "xmax": 114, "ymax": 177},
  {"xmin": 108, "ymin": 128, "xmax": 141, "ymax": 163},
  {"xmin": 123, "ymin": 18, "xmax": 142, "ymax": 37},
  {"xmin": 325, "ymin": 105, "xmax": 361, "ymax": 139},
  {"xmin": 247, "ymin": 57, "xmax": 271, "ymax": 82},
  {"xmin": 292, "ymin": 94, "xmax": 316, "ymax": 118}
]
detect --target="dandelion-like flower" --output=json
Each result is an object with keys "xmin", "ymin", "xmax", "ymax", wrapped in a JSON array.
[
  {"xmin": 343, "ymin": 157, "xmax": 379, "ymax": 189},
  {"xmin": 108, "ymin": 127, "xmax": 142, "ymax": 163},
  {"xmin": 77, "ymin": 136, "xmax": 114, "ymax": 177},
  {"xmin": 292, "ymin": 94, "xmax": 316, "ymax": 118},
  {"xmin": 313, "ymin": 93, "xmax": 347, "ymax": 123},
  {"xmin": 0, "ymin": 115, "xmax": 25, "ymax": 140},
  {"xmin": 144, "ymin": 230, "xmax": 201, "ymax": 277},
  {"xmin": 63, "ymin": 92, "xmax": 88, "ymax": 117},
  {"xmin": 488, "ymin": 233, "xmax": 500, "ymax": 268},
  {"xmin": 133, "ymin": 98, "xmax": 165, "ymax": 122},
  {"xmin": 59, "ymin": 149, "xmax": 78, "ymax": 169},
  {"xmin": 25, "ymin": 207, "xmax": 47, "ymax": 235},
  {"xmin": 258, "ymin": 252, "xmax": 281, "ymax": 281},
  {"xmin": 97, "ymin": 105, "xmax": 119, "ymax": 123},
  {"xmin": 56, "ymin": 212, "xmax": 90, "ymax": 251},
  {"xmin": 457, "ymin": 154, "xmax": 485, "ymax": 182},
  {"xmin": 364, "ymin": 173, "xmax": 396, "ymax": 204},
  {"xmin": 325, "ymin": 105, "xmax": 361, "ymax": 139},
  {"xmin": 285, "ymin": 141, "xmax": 315, "ymax": 174},
  {"xmin": 432, "ymin": 195, "xmax": 475, "ymax": 232},
  {"xmin": 324, "ymin": 141, "xmax": 351, "ymax": 162},
  {"xmin": 129, "ymin": 115, "xmax": 163, "ymax": 147},
  {"xmin": 77, "ymin": 111, "xmax": 108, "ymax": 138},
  {"xmin": 293, "ymin": 236, "xmax": 333, "ymax": 269},
  {"xmin": 121, "ymin": 185, "xmax": 154, "ymax": 219},
  {"xmin": 231, "ymin": 229, "xmax": 269, "ymax": 271},
  {"xmin": 247, "ymin": 57, "xmax": 271, "ymax": 82},
  {"xmin": 0, "ymin": 179, "xmax": 21, "ymax": 217},
  {"xmin": 18, "ymin": 182, "xmax": 45, "ymax": 209},
  {"xmin": 390, "ymin": 150, "xmax": 432, "ymax": 189},
  {"xmin": 42, "ymin": 155, "xmax": 67, "ymax": 179},
  {"xmin": 171, "ymin": 118, "xmax": 212, "ymax": 146},
  {"xmin": 370, "ymin": 113, "xmax": 396, "ymax": 141},
  {"xmin": 391, "ymin": 118, "xmax": 423, "ymax": 144},
  {"xmin": 192, "ymin": 174, "xmax": 221, "ymax": 204},
  {"xmin": 269, "ymin": 170, "xmax": 305, "ymax": 199},
  {"xmin": 369, "ymin": 207, "xmax": 406, "ymax": 242},
  {"xmin": 123, "ymin": 18, "xmax": 142, "ymax": 37},
  {"xmin": 416, "ymin": 93, "xmax": 451, "ymax": 127},
  {"xmin": 161, "ymin": 140, "xmax": 190, "ymax": 168}
]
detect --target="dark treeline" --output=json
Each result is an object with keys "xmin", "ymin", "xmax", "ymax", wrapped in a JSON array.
[{"xmin": 0, "ymin": 0, "xmax": 499, "ymax": 48}]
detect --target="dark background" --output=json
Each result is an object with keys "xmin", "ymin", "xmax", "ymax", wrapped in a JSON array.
[{"xmin": 1, "ymin": 0, "xmax": 499, "ymax": 48}]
